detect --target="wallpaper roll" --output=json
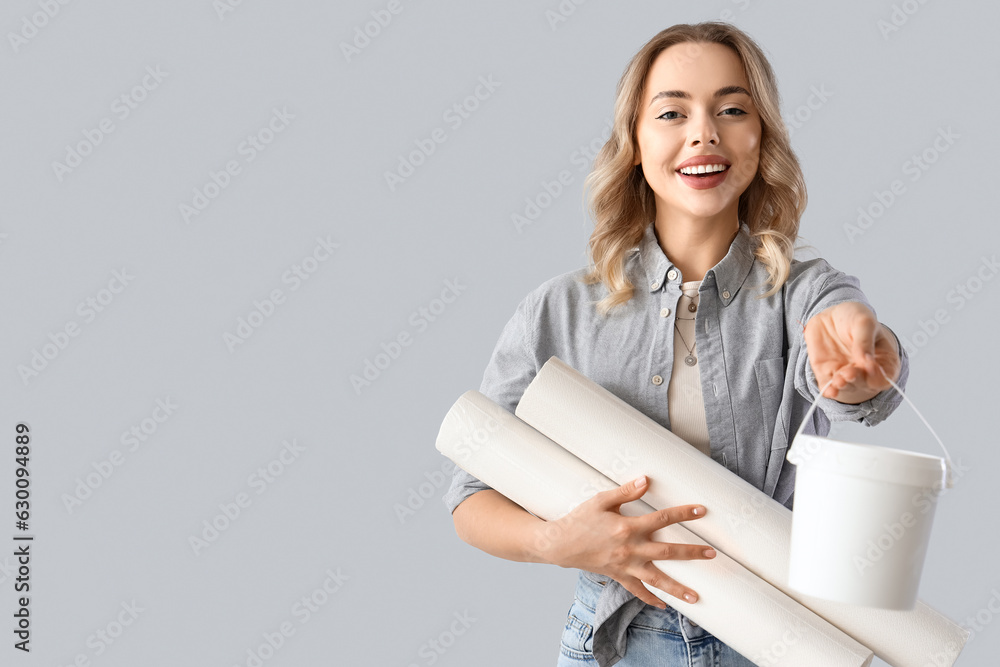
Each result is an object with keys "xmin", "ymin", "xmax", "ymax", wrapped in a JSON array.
[
  {"xmin": 514, "ymin": 356, "xmax": 969, "ymax": 667},
  {"xmin": 436, "ymin": 389, "xmax": 874, "ymax": 667}
]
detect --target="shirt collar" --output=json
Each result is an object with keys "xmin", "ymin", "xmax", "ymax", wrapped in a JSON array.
[{"xmin": 637, "ymin": 220, "xmax": 756, "ymax": 306}]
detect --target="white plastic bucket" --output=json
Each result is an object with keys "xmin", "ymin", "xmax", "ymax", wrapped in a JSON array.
[{"xmin": 786, "ymin": 368, "xmax": 954, "ymax": 610}]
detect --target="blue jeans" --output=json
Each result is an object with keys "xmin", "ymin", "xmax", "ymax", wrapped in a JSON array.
[{"xmin": 556, "ymin": 571, "xmax": 757, "ymax": 666}]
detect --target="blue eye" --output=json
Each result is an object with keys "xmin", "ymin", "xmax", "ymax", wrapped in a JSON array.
[{"xmin": 657, "ymin": 108, "xmax": 747, "ymax": 121}]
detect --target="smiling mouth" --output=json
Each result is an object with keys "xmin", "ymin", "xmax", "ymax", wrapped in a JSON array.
[{"xmin": 677, "ymin": 165, "xmax": 730, "ymax": 177}]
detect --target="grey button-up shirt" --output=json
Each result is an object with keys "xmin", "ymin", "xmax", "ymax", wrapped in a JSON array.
[{"xmin": 442, "ymin": 220, "xmax": 909, "ymax": 666}]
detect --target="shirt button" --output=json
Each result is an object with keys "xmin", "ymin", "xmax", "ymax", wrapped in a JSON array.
[
  {"xmin": 650, "ymin": 280, "xmax": 660, "ymax": 290},
  {"xmin": 651, "ymin": 375, "xmax": 663, "ymax": 385},
  {"xmin": 722, "ymin": 290, "xmax": 731, "ymax": 299},
  {"xmin": 667, "ymin": 269, "xmax": 678, "ymax": 281},
  {"xmin": 660, "ymin": 308, "xmax": 670, "ymax": 317}
]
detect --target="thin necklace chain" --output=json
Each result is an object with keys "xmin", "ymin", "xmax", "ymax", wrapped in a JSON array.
[
  {"xmin": 674, "ymin": 291, "xmax": 698, "ymax": 365},
  {"xmin": 676, "ymin": 290, "xmax": 699, "ymax": 321},
  {"xmin": 674, "ymin": 321, "xmax": 696, "ymax": 353}
]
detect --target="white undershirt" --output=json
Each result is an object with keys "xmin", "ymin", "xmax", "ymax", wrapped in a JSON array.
[{"xmin": 668, "ymin": 280, "xmax": 711, "ymax": 457}]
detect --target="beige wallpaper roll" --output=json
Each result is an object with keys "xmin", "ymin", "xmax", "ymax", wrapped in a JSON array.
[
  {"xmin": 514, "ymin": 355, "xmax": 969, "ymax": 667},
  {"xmin": 436, "ymin": 389, "xmax": 874, "ymax": 667}
]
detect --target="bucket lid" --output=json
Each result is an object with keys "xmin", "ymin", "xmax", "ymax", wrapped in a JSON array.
[{"xmin": 787, "ymin": 434, "xmax": 950, "ymax": 489}]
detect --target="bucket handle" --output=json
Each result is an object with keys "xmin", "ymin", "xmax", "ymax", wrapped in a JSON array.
[{"xmin": 792, "ymin": 363, "xmax": 956, "ymax": 490}]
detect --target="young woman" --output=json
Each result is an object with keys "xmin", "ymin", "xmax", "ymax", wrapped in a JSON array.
[{"xmin": 443, "ymin": 21, "xmax": 908, "ymax": 667}]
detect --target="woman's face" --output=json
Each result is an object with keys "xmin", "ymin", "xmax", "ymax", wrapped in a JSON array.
[{"xmin": 634, "ymin": 41, "xmax": 762, "ymax": 225}]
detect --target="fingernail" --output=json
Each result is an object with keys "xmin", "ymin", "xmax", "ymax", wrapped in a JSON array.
[
  {"xmin": 703, "ymin": 548, "xmax": 716, "ymax": 558},
  {"xmin": 684, "ymin": 593, "xmax": 696, "ymax": 603},
  {"xmin": 691, "ymin": 507, "xmax": 701, "ymax": 515},
  {"xmin": 634, "ymin": 475, "xmax": 647, "ymax": 488}
]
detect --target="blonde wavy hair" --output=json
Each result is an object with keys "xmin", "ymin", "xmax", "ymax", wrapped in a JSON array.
[{"xmin": 580, "ymin": 22, "xmax": 807, "ymax": 315}]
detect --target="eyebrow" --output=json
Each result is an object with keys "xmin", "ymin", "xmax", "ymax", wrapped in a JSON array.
[{"xmin": 648, "ymin": 85, "xmax": 751, "ymax": 107}]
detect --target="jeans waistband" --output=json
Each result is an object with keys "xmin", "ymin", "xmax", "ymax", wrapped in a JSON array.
[{"xmin": 575, "ymin": 570, "xmax": 712, "ymax": 640}]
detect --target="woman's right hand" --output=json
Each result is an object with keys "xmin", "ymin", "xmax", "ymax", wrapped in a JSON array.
[{"xmin": 534, "ymin": 475, "xmax": 715, "ymax": 609}]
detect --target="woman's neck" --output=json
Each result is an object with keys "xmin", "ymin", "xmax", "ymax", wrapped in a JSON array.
[{"xmin": 652, "ymin": 217, "xmax": 741, "ymax": 281}]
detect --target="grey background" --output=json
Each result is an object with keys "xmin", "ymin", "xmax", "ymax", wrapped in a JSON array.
[{"xmin": 1, "ymin": 0, "xmax": 997, "ymax": 665}]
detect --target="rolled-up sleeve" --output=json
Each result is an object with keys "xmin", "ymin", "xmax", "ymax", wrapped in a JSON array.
[
  {"xmin": 791, "ymin": 260, "xmax": 909, "ymax": 426},
  {"xmin": 441, "ymin": 291, "xmax": 540, "ymax": 514}
]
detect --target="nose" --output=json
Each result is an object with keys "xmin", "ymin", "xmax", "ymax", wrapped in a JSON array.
[{"xmin": 689, "ymin": 111, "xmax": 719, "ymax": 146}]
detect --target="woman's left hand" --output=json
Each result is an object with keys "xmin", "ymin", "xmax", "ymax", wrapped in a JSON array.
[{"xmin": 804, "ymin": 301, "xmax": 901, "ymax": 405}]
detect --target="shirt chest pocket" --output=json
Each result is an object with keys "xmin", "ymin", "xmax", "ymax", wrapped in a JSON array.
[{"xmin": 754, "ymin": 356, "xmax": 788, "ymax": 452}]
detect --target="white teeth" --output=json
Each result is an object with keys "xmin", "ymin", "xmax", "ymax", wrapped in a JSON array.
[{"xmin": 679, "ymin": 164, "xmax": 727, "ymax": 175}]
